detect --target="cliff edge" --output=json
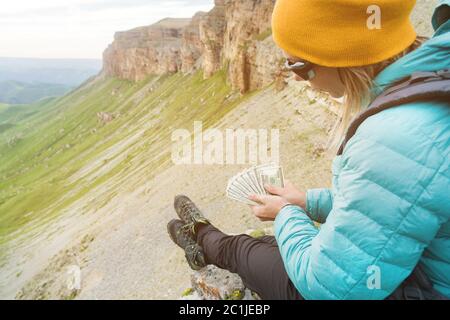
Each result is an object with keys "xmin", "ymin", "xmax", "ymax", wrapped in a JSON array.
[{"xmin": 103, "ymin": 0, "xmax": 283, "ymax": 93}]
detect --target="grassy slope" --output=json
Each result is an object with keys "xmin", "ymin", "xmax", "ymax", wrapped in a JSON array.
[
  {"xmin": 0, "ymin": 71, "xmax": 244, "ymax": 247},
  {"xmin": 0, "ymin": 81, "xmax": 73, "ymax": 105}
]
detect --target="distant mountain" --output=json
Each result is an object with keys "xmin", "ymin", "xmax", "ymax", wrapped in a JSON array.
[
  {"xmin": 0, "ymin": 58, "xmax": 102, "ymax": 86},
  {"xmin": 0, "ymin": 58, "xmax": 101, "ymax": 104},
  {"xmin": 0, "ymin": 81, "xmax": 74, "ymax": 105}
]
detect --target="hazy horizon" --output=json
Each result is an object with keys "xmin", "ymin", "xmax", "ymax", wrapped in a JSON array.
[
  {"xmin": 0, "ymin": 0, "xmax": 214, "ymax": 60},
  {"xmin": 0, "ymin": 57, "xmax": 103, "ymax": 104},
  {"xmin": 0, "ymin": 56, "xmax": 102, "ymax": 61}
]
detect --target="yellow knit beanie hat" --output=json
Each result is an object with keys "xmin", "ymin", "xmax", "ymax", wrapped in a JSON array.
[{"xmin": 272, "ymin": 0, "xmax": 417, "ymax": 67}]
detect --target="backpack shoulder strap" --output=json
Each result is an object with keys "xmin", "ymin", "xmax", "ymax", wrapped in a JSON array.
[
  {"xmin": 388, "ymin": 265, "xmax": 449, "ymax": 300},
  {"xmin": 337, "ymin": 69, "xmax": 450, "ymax": 156}
]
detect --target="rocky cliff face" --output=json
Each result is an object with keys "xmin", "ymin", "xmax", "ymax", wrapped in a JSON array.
[
  {"xmin": 222, "ymin": 0, "xmax": 281, "ymax": 92},
  {"xmin": 103, "ymin": 0, "xmax": 284, "ymax": 93},
  {"xmin": 102, "ymin": 0, "xmax": 437, "ymax": 93},
  {"xmin": 103, "ymin": 18, "xmax": 191, "ymax": 81},
  {"xmin": 180, "ymin": 12, "xmax": 206, "ymax": 74}
]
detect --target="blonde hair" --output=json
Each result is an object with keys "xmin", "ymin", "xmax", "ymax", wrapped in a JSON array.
[{"xmin": 329, "ymin": 36, "xmax": 428, "ymax": 150}]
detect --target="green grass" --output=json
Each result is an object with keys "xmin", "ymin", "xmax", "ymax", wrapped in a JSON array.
[
  {"xmin": 0, "ymin": 102, "xmax": 43, "ymax": 126},
  {"xmin": 249, "ymin": 229, "xmax": 266, "ymax": 238},
  {"xmin": 0, "ymin": 70, "xmax": 246, "ymax": 250},
  {"xmin": 0, "ymin": 80, "xmax": 73, "ymax": 105},
  {"xmin": 181, "ymin": 288, "xmax": 194, "ymax": 297},
  {"xmin": 254, "ymin": 28, "xmax": 272, "ymax": 41}
]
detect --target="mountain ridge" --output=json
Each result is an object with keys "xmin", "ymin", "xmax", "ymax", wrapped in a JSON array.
[
  {"xmin": 0, "ymin": 80, "xmax": 73, "ymax": 105},
  {"xmin": 103, "ymin": 0, "xmax": 283, "ymax": 94},
  {"xmin": 0, "ymin": 57, "xmax": 102, "ymax": 86}
]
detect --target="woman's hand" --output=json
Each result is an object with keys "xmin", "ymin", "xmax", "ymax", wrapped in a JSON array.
[
  {"xmin": 264, "ymin": 180, "xmax": 306, "ymax": 210},
  {"xmin": 249, "ymin": 181, "xmax": 306, "ymax": 222},
  {"xmin": 249, "ymin": 194, "xmax": 291, "ymax": 222}
]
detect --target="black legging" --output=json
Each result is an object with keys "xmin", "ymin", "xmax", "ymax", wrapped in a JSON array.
[
  {"xmin": 197, "ymin": 224, "xmax": 450, "ymax": 300},
  {"xmin": 197, "ymin": 224, "xmax": 303, "ymax": 300}
]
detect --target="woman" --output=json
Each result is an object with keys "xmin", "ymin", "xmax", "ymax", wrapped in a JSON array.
[{"xmin": 168, "ymin": 0, "xmax": 450, "ymax": 300}]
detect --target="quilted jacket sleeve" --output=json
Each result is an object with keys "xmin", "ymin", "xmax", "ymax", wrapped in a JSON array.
[
  {"xmin": 274, "ymin": 104, "xmax": 450, "ymax": 300},
  {"xmin": 305, "ymin": 188, "xmax": 333, "ymax": 224}
]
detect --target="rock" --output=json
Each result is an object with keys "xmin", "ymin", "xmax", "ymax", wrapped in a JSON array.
[
  {"xmin": 190, "ymin": 265, "xmax": 256, "ymax": 300},
  {"xmin": 181, "ymin": 12, "xmax": 206, "ymax": 74},
  {"xmin": 199, "ymin": 2, "xmax": 227, "ymax": 77},
  {"xmin": 102, "ymin": 0, "xmax": 284, "ymax": 94},
  {"xmin": 312, "ymin": 143, "xmax": 326, "ymax": 159},
  {"xmin": 182, "ymin": 232, "xmax": 270, "ymax": 300},
  {"xmin": 103, "ymin": 18, "xmax": 191, "ymax": 81},
  {"xmin": 7, "ymin": 133, "xmax": 23, "ymax": 147},
  {"xmin": 97, "ymin": 112, "xmax": 115, "ymax": 124},
  {"xmin": 274, "ymin": 70, "xmax": 288, "ymax": 92},
  {"xmin": 222, "ymin": 0, "xmax": 283, "ymax": 93},
  {"xmin": 102, "ymin": 0, "xmax": 436, "ymax": 93}
]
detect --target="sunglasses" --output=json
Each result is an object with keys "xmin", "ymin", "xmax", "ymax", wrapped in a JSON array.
[{"xmin": 284, "ymin": 59, "xmax": 316, "ymax": 81}]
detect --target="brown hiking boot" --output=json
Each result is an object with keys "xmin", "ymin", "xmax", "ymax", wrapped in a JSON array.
[
  {"xmin": 174, "ymin": 195, "xmax": 210, "ymax": 238},
  {"xmin": 167, "ymin": 219, "xmax": 207, "ymax": 271}
]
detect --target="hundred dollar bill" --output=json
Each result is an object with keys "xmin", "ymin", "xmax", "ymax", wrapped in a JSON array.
[
  {"xmin": 226, "ymin": 163, "xmax": 286, "ymax": 205},
  {"xmin": 258, "ymin": 166, "xmax": 285, "ymax": 190},
  {"xmin": 227, "ymin": 191, "xmax": 259, "ymax": 206}
]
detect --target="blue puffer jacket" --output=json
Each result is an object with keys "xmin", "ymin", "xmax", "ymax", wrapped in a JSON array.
[{"xmin": 275, "ymin": 1, "xmax": 450, "ymax": 300}]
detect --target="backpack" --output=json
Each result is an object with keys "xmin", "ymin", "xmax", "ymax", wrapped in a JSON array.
[
  {"xmin": 337, "ymin": 69, "xmax": 450, "ymax": 300},
  {"xmin": 338, "ymin": 69, "xmax": 450, "ymax": 155}
]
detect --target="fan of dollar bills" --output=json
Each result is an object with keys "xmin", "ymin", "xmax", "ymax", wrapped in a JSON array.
[{"xmin": 226, "ymin": 164, "xmax": 285, "ymax": 206}]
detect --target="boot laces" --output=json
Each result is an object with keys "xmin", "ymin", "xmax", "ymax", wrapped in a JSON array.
[
  {"xmin": 181, "ymin": 203, "xmax": 209, "ymax": 232},
  {"xmin": 181, "ymin": 203, "xmax": 203, "ymax": 220},
  {"xmin": 185, "ymin": 244, "xmax": 203, "ymax": 267},
  {"xmin": 180, "ymin": 222, "xmax": 196, "ymax": 236}
]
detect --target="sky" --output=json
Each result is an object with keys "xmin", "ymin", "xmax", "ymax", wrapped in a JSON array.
[{"xmin": 0, "ymin": 0, "xmax": 214, "ymax": 60}]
